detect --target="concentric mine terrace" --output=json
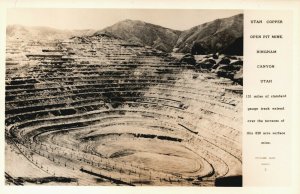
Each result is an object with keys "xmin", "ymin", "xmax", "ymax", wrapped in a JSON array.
[{"xmin": 5, "ymin": 33, "xmax": 242, "ymax": 186}]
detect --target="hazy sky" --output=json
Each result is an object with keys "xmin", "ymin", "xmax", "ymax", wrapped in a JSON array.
[{"xmin": 7, "ymin": 9, "xmax": 242, "ymax": 31}]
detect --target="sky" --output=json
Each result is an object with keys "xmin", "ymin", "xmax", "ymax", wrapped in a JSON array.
[{"xmin": 7, "ymin": 9, "xmax": 242, "ymax": 31}]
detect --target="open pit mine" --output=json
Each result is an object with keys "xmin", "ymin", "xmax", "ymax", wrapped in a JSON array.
[{"xmin": 5, "ymin": 30, "xmax": 243, "ymax": 186}]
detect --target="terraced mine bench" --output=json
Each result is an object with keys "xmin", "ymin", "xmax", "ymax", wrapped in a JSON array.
[{"xmin": 5, "ymin": 34, "xmax": 242, "ymax": 186}]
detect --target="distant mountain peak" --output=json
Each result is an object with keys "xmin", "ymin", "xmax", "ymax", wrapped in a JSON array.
[
  {"xmin": 121, "ymin": 19, "xmax": 143, "ymax": 23},
  {"xmin": 95, "ymin": 19, "xmax": 182, "ymax": 52}
]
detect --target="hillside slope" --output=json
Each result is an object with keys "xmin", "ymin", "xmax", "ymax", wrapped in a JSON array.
[{"xmin": 175, "ymin": 14, "xmax": 243, "ymax": 55}]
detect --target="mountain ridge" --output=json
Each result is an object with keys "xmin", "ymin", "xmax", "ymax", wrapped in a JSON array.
[
  {"xmin": 94, "ymin": 14, "xmax": 243, "ymax": 54},
  {"xmin": 6, "ymin": 25, "xmax": 96, "ymax": 40},
  {"xmin": 7, "ymin": 13, "xmax": 243, "ymax": 55}
]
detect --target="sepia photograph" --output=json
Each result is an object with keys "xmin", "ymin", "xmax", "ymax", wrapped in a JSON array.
[{"xmin": 5, "ymin": 9, "xmax": 243, "ymax": 186}]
